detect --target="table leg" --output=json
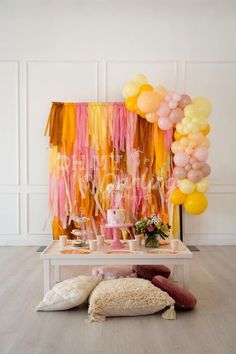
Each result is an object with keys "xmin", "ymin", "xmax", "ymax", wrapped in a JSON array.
[
  {"xmin": 43, "ymin": 259, "xmax": 50, "ymax": 295},
  {"xmin": 183, "ymin": 261, "xmax": 189, "ymax": 289},
  {"xmin": 55, "ymin": 265, "xmax": 61, "ymax": 283},
  {"xmin": 172, "ymin": 265, "xmax": 179, "ymax": 282}
]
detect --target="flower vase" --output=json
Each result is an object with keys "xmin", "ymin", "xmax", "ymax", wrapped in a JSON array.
[{"xmin": 145, "ymin": 234, "xmax": 159, "ymax": 248}]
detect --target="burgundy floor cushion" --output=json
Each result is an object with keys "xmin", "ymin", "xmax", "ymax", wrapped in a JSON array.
[
  {"xmin": 152, "ymin": 275, "xmax": 197, "ymax": 310},
  {"xmin": 133, "ymin": 265, "xmax": 171, "ymax": 281}
]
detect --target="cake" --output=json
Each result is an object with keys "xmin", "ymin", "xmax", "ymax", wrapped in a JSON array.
[{"xmin": 107, "ymin": 209, "xmax": 126, "ymax": 226}]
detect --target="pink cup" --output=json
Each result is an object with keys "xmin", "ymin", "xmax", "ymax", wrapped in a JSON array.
[
  {"xmin": 170, "ymin": 239, "xmax": 179, "ymax": 251},
  {"xmin": 89, "ymin": 240, "xmax": 97, "ymax": 252},
  {"xmin": 96, "ymin": 235, "xmax": 104, "ymax": 248},
  {"xmin": 128, "ymin": 240, "xmax": 137, "ymax": 252},
  {"xmin": 59, "ymin": 235, "xmax": 67, "ymax": 248},
  {"xmin": 135, "ymin": 235, "xmax": 142, "ymax": 247}
]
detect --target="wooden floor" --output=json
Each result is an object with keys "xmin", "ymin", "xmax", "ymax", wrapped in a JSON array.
[{"xmin": 0, "ymin": 246, "xmax": 236, "ymax": 354}]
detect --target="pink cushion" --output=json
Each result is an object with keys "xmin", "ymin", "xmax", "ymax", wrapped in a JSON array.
[
  {"xmin": 92, "ymin": 266, "xmax": 136, "ymax": 280},
  {"xmin": 152, "ymin": 276, "xmax": 197, "ymax": 310},
  {"xmin": 132, "ymin": 265, "xmax": 171, "ymax": 281}
]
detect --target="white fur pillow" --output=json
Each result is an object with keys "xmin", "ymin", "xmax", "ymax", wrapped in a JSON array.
[
  {"xmin": 92, "ymin": 265, "xmax": 137, "ymax": 280},
  {"xmin": 36, "ymin": 275, "xmax": 101, "ymax": 311},
  {"xmin": 88, "ymin": 278, "xmax": 175, "ymax": 322}
]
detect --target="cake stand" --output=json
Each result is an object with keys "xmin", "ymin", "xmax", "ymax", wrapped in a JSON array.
[{"xmin": 104, "ymin": 223, "xmax": 134, "ymax": 249}]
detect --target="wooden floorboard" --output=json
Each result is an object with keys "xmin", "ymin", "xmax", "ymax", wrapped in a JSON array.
[{"xmin": 0, "ymin": 246, "xmax": 236, "ymax": 354}]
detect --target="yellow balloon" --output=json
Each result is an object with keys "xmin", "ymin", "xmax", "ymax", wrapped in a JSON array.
[
  {"xmin": 202, "ymin": 124, "xmax": 211, "ymax": 135},
  {"xmin": 174, "ymin": 130, "xmax": 186, "ymax": 141},
  {"xmin": 184, "ymin": 104, "xmax": 198, "ymax": 119},
  {"xmin": 133, "ymin": 74, "xmax": 148, "ymax": 85},
  {"xmin": 178, "ymin": 179, "xmax": 195, "ymax": 194},
  {"xmin": 184, "ymin": 191, "xmax": 208, "ymax": 215},
  {"xmin": 139, "ymin": 84, "xmax": 153, "ymax": 93},
  {"xmin": 195, "ymin": 178, "xmax": 210, "ymax": 193},
  {"xmin": 193, "ymin": 96, "xmax": 212, "ymax": 118},
  {"xmin": 125, "ymin": 96, "xmax": 138, "ymax": 111},
  {"xmin": 170, "ymin": 188, "xmax": 187, "ymax": 205},
  {"xmin": 122, "ymin": 81, "xmax": 140, "ymax": 99}
]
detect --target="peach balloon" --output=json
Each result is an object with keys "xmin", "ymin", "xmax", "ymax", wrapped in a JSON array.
[
  {"xmin": 187, "ymin": 169, "xmax": 203, "ymax": 183},
  {"xmin": 173, "ymin": 167, "xmax": 187, "ymax": 180},
  {"xmin": 137, "ymin": 91, "xmax": 161, "ymax": 114},
  {"xmin": 146, "ymin": 113, "xmax": 159, "ymax": 123},
  {"xmin": 178, "ymin": 94, "xmax": 192, "ymax": 109},
  {"xmin": 154, "ymin": 86, "xmax": 168, "ymax": 99}
]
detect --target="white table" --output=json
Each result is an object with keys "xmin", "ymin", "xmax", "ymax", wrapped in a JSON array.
[{"xmin": 40, "ymin": 240, "xmax": 192, "ymax": 294}]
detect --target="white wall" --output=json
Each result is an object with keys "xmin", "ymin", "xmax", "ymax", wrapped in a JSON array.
[{"xmin": 0, "ymin": 0, "xmax": 235, "ymax": 245}]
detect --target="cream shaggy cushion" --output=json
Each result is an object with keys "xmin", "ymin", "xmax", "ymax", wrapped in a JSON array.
[
  {"xmin": 36, "ymin": 275, "xmax": 101, "ymax": 311},
  {"xmin": 88, "ymin": 278, "xmax": 175, "ymax": 322}
]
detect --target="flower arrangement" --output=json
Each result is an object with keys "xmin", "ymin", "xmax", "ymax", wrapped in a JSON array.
[{"xmin": 135, "ymin": 214, "xmax": 171, "ymax": 248}]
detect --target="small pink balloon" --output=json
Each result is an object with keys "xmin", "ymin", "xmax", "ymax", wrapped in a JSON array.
[
  {"xmin": 178, "ymin": 94, "xmax": 192, "ymax": 109},
  {"xmin": 169, "ymin": 108, "xmax": 184, "ymax": 124},
  {"xmin": 157, "ymin": 102, "xmax": 170, "ymax": 117},
  {"xmin": 173, "ymin": 151, "xmax": 190, "ymax": 167},
  {"xmin": 173, "ymin": 167, "xmax": 187, "ymax": 180},
  {"xmin": 158, "ymin": 117, "xmax": 173, "ymax": 131},
  {"xmin": 189, "ymin": 157, "xmax": 197, "ymax": 164},
  {"xmin": 165, "ymin": 93, "xmax": 172, "ymax": 102},
  {"xmin": 192, "ymin": 162, "xmax": 202, "ymax": 170},
  {"xmin": 184, "ymin": 164, "xmax": 192, "ymax": 172},
  {"xmin": 173, "ymin": 93, "xmax": 181, "ymax": 102},
  {"xmin": 187, "ymin": 169, "xmax": 203, "ymax": 183},
  {"xmin": 201, "ymin": 163, "xmax": 211, "ymax": 177},
  {"xmin": 193, "ymin": 147, "xmax": 208, "ymax": 162},
  {"xmin": 169, "ymin": 100, "xmax": 178, "ymax": 109}
]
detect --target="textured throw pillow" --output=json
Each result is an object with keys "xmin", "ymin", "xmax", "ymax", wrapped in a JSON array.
[
  {"xmin": 133, "ymin": 265, "xmax": 171, "ymax": 281},
  {"xmin": 36, "ymin": 275, "xmax": 101, "ymax": 312},
  {"xmin": 92, "ymin": 265, "xmax": 137, "ymax": 280},
  {"xmin": 152, "ymin": 276, "xmax": 197, "ymax": 310},
  {"xmin": 88, "ymin": 278, "xmax": 175, "ymax": 322}
]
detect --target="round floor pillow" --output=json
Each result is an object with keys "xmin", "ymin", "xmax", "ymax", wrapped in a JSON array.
[
  {"xmin": 133, "ymin": 265, "xmax": 171, "ymax": 281},
  {"xmin": 152, "ymin": 275, "xmax": 197, "ymax": 310}
]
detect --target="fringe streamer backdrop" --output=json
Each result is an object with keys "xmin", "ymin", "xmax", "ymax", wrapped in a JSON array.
[{"xmin": 45, "ymin": 102, "xmax": 180, "ymax": 239}]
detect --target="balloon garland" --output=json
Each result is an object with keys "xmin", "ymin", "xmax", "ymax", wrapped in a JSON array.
[{"xmin": 122, "ymin": 74, "xmax": 211, "ymax": 215}]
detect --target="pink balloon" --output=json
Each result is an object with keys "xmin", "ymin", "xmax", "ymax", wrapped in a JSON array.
[
  {"xmin": 158, "ymin": 117, "xmax": 173, "ymax": 131},
  {"xmin": 192, "ymin": 162, "xmax": 202, "ymax": 170},
  {"xmin": 171, "ymin": 141, "xmax": 181, "ymax": 154},
  {"xmin": 169, "ymin": 100, "xmax": 177, "ymax": 109},
  {"xmin": 201, "ymin": 163, "xmax": 211, "ymax": 177},
  {"xmin": 187, "ymin": 169, "xmax": 203, "ymax": 183},
  {"xmin": 178, "ymin": 94, "xmax": 192, "ymax": 109},
  {"xmin": 189, "ymin": 157, "xmax": 197, "ymax": 164},
  {"xmin": 173, "ymin": 167, "xmax": 187, "ymax": 180},
  {"xmin": 169, "ymin": 108, "xmax": 184, "ymax": 124},
  {"xmin": 157, "ymin": 102, "xmax": 170, "ymax": 117},
  {"xmin": 185, "ymin": 164, "xmax": 192, "ymax": 172},
  {"xmin": 174, "ymin": 152, "xmax": 190, "ymax": 167},
  {"xmin": 193, "ymin": 147, "xmax": 208, "ymax": 162}
]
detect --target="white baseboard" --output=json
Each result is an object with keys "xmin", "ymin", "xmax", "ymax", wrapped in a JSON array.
[
  {"xmin": 0, "ymin": 235, "xmax": 52, "ymax": 246},
  {"xmin": 0, "ymin": 234, "xmax": 236, "ymax": 246},
  {"xmin": 184, "ymin": 233, "xmax": 236, "ymax": 245}
]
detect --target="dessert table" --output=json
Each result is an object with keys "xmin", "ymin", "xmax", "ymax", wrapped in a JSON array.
[{"xmin": 40, "ymin": 240, "xmax": 192, "ymax": 294}]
